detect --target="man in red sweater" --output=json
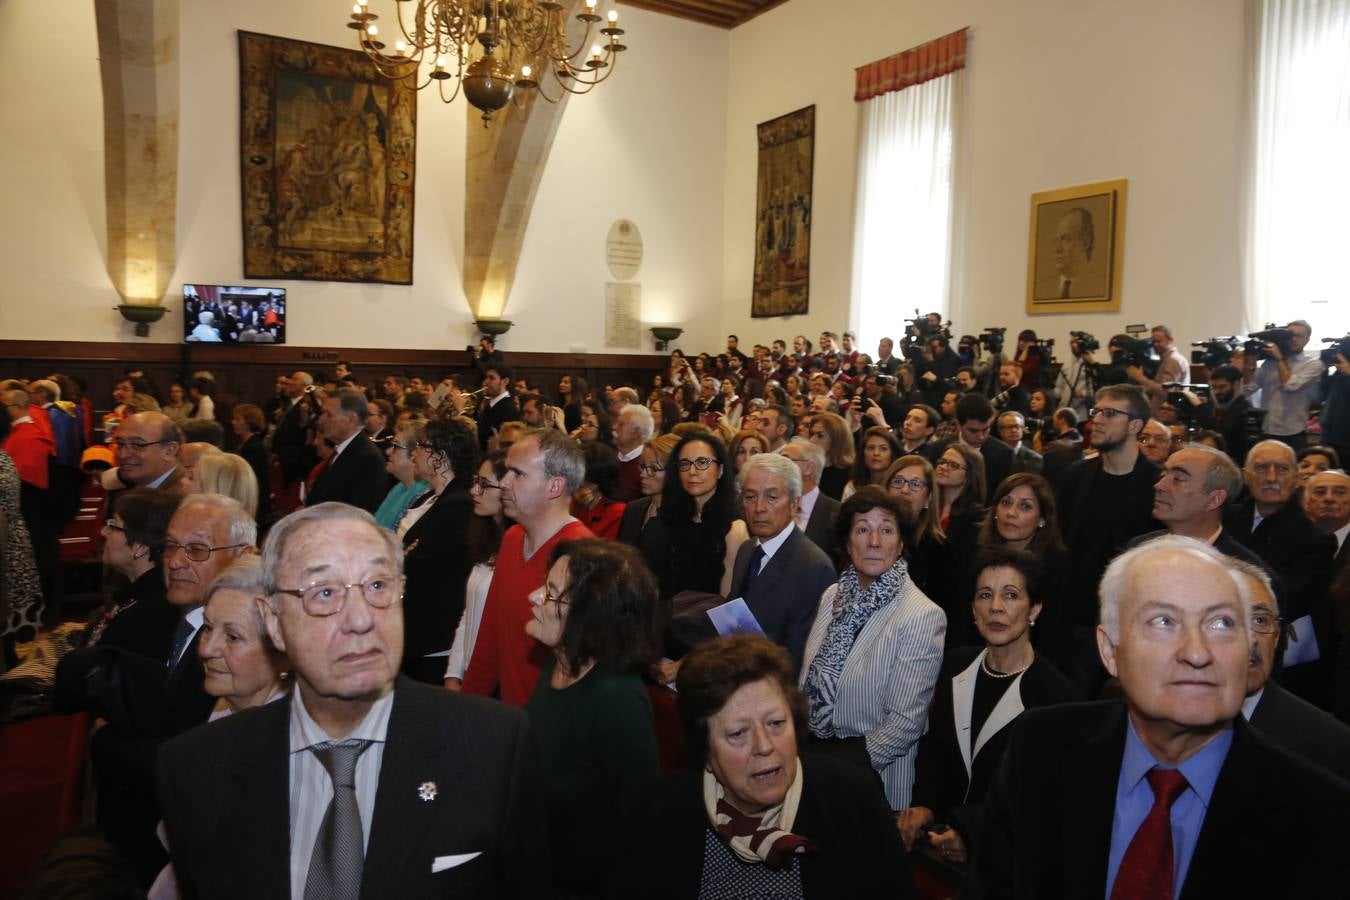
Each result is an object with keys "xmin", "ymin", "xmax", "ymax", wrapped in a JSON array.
[{"xmin": 455, "ymin": 428, "xmax": 592, "ymax": 705}]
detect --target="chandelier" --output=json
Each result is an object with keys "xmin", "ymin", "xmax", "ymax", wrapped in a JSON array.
[{"xmin": 346, "ymin": 0, "xmax": 628, "ymax": 125}]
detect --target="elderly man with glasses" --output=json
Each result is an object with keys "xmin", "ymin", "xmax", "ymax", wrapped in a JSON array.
[
  {"xmin": 110, "ymin": 411, "xmax": 185, "ymax": 492},
  {"xmin": 158, "ymin": 502, "xmax": 546, "ymax": 900}
]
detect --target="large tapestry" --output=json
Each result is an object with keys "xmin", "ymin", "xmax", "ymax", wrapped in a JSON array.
[
  {"xmin": 752, "ymin": 105, "xmax": 815, "ymax": 318},
  {"xmin": 239, "ymin": 31, "xmax": 416, "ymax": 284}
]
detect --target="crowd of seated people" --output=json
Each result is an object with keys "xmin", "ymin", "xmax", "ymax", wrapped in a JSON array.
[{"xmin": 2, "ymin": 314, "xmax": 1349, "ymax": 898}]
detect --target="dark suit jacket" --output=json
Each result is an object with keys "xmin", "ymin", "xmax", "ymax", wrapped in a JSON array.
[
  {"xmin": 306, "ymin": 431, "xmax": 388, "ymax": 513},
  {"xmin": 802, "ymin": 491, "xmax": 841, "ymax": 561},
  {"xmin": 478, "ymin": 395, "xmax": 521, "ymax": 450},
  {"xmin": 979, "ymin": 438, "xmax": 1015, "ymax": 493},
  {"xmin": 234, "ymin": 433, "xmax": 271, "ymax": 522},
  {"xmin": 272, "ymin": 399, "xmax": 314, "ymax": 484},
  {"xmin": 728, "ymin": 527, "xmax": 837, "ymax": 668},
  {"xmin": 1010, "ymin": 443, "xmax": 1043, "ymax": 475},
  {"xmin": 1248, "ymin": 680, "xmax": 1350, "ymax": 780},
  {"xmin": 1039, "ymin": 431, "xmax": 1083, "ymax": 490},
  {"xmin": 964, "ymin": 701, "xmax": 1350, "ymax": 899},
  {"xmin": 617, "ymin": 495, "xmax": 655, "ymax": 547},
  {"xmin": 157, "ymin": 679, "xmax": 548, "ymax": 900},
  {"xmin": 609, "ymin": 752, "xmax": 913, "ymax": 900},
  {"xmin": 400, "ymin": 478, "xmax": 475, "ymax": 684}
]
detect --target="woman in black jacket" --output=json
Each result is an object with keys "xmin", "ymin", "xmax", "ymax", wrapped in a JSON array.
[{"xmin": 400, "ymin": 417, "xmax": 479, "ymax": 685}]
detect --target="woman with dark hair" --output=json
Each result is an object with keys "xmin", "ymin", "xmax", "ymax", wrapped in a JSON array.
[
  {"xmin": 884, "ymin": 455, "xmax": 961, "ymax": 635},
  {"xmin": 808, "ymin": 412, "xmax": 854, "ymax": 500},
  {"xmin": 673, "ymin": 382, "xmax": 697, "ymax": 423},
  {"xmin": 399, "ymin": 417, "xmax": 479, "ymax": 684},
  {"xmin": 1026, "ymin": 388, "xmax": 1055, "ymax": 452},
  {"xmin": 188, "ymin": 375, "xmax": 216, "ymax": 422},
  {"xmin": 799, "ymin": 487, "xmax": 945, "ymax": 811},
  {"xmin": 649, "ymin": 395, "xmax": 681, "ymax": 435},
  {"xmin": 1297, "ymin": 445, "xmax": 1341, "ymax": 489},
  {"xmin": 843, "ymin": 426, "xmax": 902, "ymax": 500},
  {"xmin": 934, "ymin": 442, "xmax": 987, "ymax": 620},
  {"xmin": 900, "ymin": 546, "xmax": 1076, "ymax": 865},
  {"xmin": 445, "ymin": 450, "xmax": 512, "ymax": 689},
  {"xmin": 525, "ymin": 538, "xmax": 664, "ymax": 898},
  {"xmin": 709, "ymin": 375, "xmax": 744, "ymax": 429},
  {"xmin": 1013, "ymin": 328, "xmax": 1043, "ymax": 389},
  {"xmin": 976, "ymin": 472, "xmax": 1074, "ymax": 666},
  {"xmin": 618, "ymin": 433, "xmax": 680, "ymax": 546},
  {"xmin": 559, "ymin": 373, "xmax": 589, "ymax": 433},
  {"xmin": 571, "ymin": 441, "xmax": 628, "ymax": 539},
  {"xmin": 639, "ymin": 430, "xmax": 748, "ymax": 604},
  {"xmin": 571, "ymin": 397, "xmax": 613, "ymax": 445},
  {"xmin": 612, "ymin": 635, "xmax": 912, "ymax": 898},
  {"xmin": 230, "ymin": 402, "xmax": 270, "ymax": 523},
  {"xmin": 728, "ymin": 429, "xmax": 769, "ymax": 474}
]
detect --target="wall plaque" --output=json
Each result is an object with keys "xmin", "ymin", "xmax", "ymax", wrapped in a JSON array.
[{"xmin": 606, "ymin": 219, "xmax": 643, "ymax": 281}]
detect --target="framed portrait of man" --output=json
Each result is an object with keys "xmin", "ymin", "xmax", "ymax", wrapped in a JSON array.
[{"xmin": 1025, "ymin": 179, "xmax": 1126, "ymax": 314}]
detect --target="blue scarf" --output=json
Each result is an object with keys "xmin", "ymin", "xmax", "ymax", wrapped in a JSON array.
[{"xmin": 802, "ymin": 558, "xmax": 908, "ymax": 737}]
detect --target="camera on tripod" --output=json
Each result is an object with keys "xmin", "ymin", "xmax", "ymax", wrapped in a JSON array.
[
  {"xmin": 1190, "ymin": 337, "xmax": 1241, "ymax": 368},
  {"xmin": 978, "ymin": 327, "xmax": 1006, "ymax": 355},
  {"xmin": 1069, "ymin": 331, "xmax": 1100, "ymax": 354}
]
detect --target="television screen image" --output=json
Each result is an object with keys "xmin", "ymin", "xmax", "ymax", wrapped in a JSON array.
[{"xmin": 183, "ymin": 284, "xmax": 286, "ymax": 344}]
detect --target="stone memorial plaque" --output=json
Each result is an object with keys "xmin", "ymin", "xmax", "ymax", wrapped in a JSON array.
[{"xmin": 606, "ymin": 219, "xmax": 643, "ymax": 281}]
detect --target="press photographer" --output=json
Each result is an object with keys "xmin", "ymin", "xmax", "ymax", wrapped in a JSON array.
[
  {"xmin": 1055, "ymin": 330, "xmax": 1099, "ymax": 417},
  {"xmin": 1319, "ymin": 336, "xmax": 1350, "ymax": 465},
  {"xmin": 1241, "ymin": 319, "xmax": 1323, "ymax": 451},
  {"xmin": 1167, "ymin": 365, "xmax": 1257, "ymax": 465},
  {"xmin": 1126, "ymin": 324, "xmax": 1190, "ymax": 413}
]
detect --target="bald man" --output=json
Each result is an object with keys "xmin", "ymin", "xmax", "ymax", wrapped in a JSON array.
[{"xmin": 110, "ymin": 412, "xmax": 184, "ymax": 492}]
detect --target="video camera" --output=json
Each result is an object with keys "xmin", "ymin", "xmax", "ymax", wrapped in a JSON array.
[
  {"xmin": 1249, "ymin": 325, "xmax": 1295, "ymax": 361},
  {"xmin": 1163, "ymin": 382, "xmax": 1211, "ymax": 421},
  {"xmin": 978, "ymin": 327, "xmax": 1006, "ymax": 355},
  {"xmin": 1191, "ymin": 337, "xmax": 1241, "ymax": 369},
  {"xmin": 1069, "ymin": 331, "xmax": 1100, "ymax": 354},
  {"xmin": 1321, "ymin": 334, "xmax": 1350, "ymax": 365},
  {"xmin": 899, "ymin": 308, "xmax": 952, "ymax": 361},
  {"xmin": 1116, "ymin": 337, "xmax": 1156, "ymax": 369}
]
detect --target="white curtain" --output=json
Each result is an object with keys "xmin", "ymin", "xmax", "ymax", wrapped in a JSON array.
[
  {"xmin": 1243, "ymin": 0, "xmax": 1350, "ymax": 335},
  {"xmin": 850, "ymin": 69, "xmax": 963, "ymax": 353}
]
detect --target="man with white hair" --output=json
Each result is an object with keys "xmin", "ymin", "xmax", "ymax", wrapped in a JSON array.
[
  {"xmin": 273, "ymin": 371, "xmax": 316, "ymax": 485},
  {"xmin": 1304, "ymin": 469, "xmax": 1350, "ymax": 561},
  {"xmin": 965, "ymin": 535, "xmax": 1350, "ymax": 899},
  {"xmin": 780, "ymin": 437, "xmax": 839, "ymax": 558},
  {"xmin": 306, "ymin": 387, "xmax": 388, "ymax": 513},
  {"xmin": 727, "ymin": 453, "xmax": 836, "ymax": 668},
  {"xmin": 158, "ymin": 502, "xmax": 545, "ymax": 899},
  {"xmin": 613, "ymin": 403, "xmax": 654, "ymax": 500}
]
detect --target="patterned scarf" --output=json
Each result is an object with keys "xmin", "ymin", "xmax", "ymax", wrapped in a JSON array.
[
  {"xmin": 802, "ymin": 558, "xmax": 908, "ymax": 738},
  {"xmin": 702, "ymin": 762, "xmax": 816, "ymax": 868}
]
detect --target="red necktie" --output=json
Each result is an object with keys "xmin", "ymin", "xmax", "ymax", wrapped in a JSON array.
[{"xmin": 1110, "ymin": 768, "xmax": 1189, "ymax": 900}]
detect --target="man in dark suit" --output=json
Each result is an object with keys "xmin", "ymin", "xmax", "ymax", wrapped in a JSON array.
[
  {"xmin": 477, "ymin": 364, "xmax": 520, "ymax": 451},
  {"xmin": 272, "ymin": 371, "xmax": 317, "ymax": 485},
  {"xmin": 91, "ymin": 494, "xmax": 255, "ymax": 882},
  {"xmin": 1194, "ymin": 364, "xmax": 1254, "ymax": 465},
  {"xmin": 1235, "ymin": 559, "xmax": 1350, "ymax": 780},
  {"xmin": 897, "ymin": 404, "xmax": 941, "ymax": 463},
  {"xmin": 944, "ymin": 392, "xmax": 1014, "ymax": 497},
  {"xmin": 965, "ymin": 535, "xmax": 1350, "ymax": 898},
  {"xmin": 158, "ymin": 503, "xmax": 546, "ymax": 900},
  {"xmin": 1225, "ymin": 440, "xmax": 1337, "ymax": 708},
  {"xmin": 1305, "ymin": 469, "xmax": 1350, "ymax": 574},
  {"xmin": 780, "ymin": 437, "xmax": 839, "ymax": 562},
  {"xmin": 1039, "ymin": 407, "xmax": 1084, "ymax": 490},
  {"xmin": 997, "ymin": 411, "xmax": 1043, "ymax": 474},
  {"xmin": 305, "ymin": 388, "xmax": 388, "ymax": 514},
  {"xmin": 729, "ymin": 454, "xmax": 837, "ymax": 669}
]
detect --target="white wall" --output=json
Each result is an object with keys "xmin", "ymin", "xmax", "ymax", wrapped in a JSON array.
[
  {"xmin": 0, "ymin": 1, "xmax": 728, "ymax": 353},
  {"xmin": 720, "ymin": 0, "xmax": 1251, "ymax": 354}
]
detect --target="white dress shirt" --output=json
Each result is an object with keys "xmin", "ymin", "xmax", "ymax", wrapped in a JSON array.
[
  {"xmin": 796, "ymin": 486, "xmax": 820, "ymax": 532},
  {"xmin": 289, "ymin": 688, "xmax": 395, "ymax": 900}
]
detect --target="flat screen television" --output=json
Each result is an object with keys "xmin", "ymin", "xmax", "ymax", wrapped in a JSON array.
[{"xmin": 183, "ymin": 284, "xmax": 286, "ymax": 344}]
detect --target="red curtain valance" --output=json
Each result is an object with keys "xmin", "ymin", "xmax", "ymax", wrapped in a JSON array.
[{"xmin": 854, "ymin": 28, "xmax": 968, "ymax": 102}]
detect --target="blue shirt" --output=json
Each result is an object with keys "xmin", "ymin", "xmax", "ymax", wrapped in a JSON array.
[{"xmin": 1104, "ymin": 718, "xmax": 1234, "ymax": 899}]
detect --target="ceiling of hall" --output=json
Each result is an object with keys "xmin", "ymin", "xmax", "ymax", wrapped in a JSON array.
[{"xmin": 617, "ymin": 0, "xmax": 790, "ymax": 29}]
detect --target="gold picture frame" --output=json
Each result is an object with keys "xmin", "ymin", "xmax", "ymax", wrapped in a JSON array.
[
  {"xmin": 239, "ymin": 31, "xmax": 417, "ymax": 284},
  {"xmin": 1025, "ymin": 178, "xmax": 1126, "ymax": 314}
]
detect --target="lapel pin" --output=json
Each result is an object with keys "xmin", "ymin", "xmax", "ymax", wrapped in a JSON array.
[{"xmin": 417, "ymin": 781, "xmax": 437, "ymax": 802}]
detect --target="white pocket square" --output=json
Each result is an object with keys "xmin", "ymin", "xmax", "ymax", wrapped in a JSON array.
[{"xmin": 431, "ymin": 852, "xmax": 482, "ymax": 874}]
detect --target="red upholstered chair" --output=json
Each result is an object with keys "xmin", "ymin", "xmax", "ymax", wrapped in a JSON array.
[{"xmin": 646, "ymin": 683, "xmax": 687, "ymax": 775}]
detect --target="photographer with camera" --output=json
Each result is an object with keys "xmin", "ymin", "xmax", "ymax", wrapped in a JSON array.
[
  {"xmin": 1056, "ymin": 332, "xmax": 1099, "ymax": 419},
  {"xmin": 1169, "ymin": 364, "xmax": 1254, "ymax": 465},
  {"xmin": 917, "ymin": 333, "xmax": 961, "ymax": 407},
  {"xmin": 1126, "ymin": 324, "xmax": 1190, "ymax": 414},
  {"xmin": 992, "ymin": 362, "xmax": 1031, "ymax": 416},
  {"xmin": 1320, "ymin": 343, "xmax": 1350, "ymax": 466},
  {"xmin": 1241, "ymin": 320, "xmax": 1324, "ymax": 451}
]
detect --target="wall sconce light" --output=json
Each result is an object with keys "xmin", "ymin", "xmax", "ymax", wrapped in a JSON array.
[
  {"xmin": 116, "ymin": 304, "xmax": 168, "ymax": 337},
  {"xmin": 650, "ymin": 325, "xmax": 683, "ymax": 351},
  {"xmin": 474, "ymin": 318, "xmax": 514, "ymax": 337}
]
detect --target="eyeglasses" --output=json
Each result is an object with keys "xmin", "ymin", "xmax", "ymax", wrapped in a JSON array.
[
  {"xmin": 1138, "ymin": 434, "xmax": 1171, "ymax": 445},
  {"xmin": 413, "ymin": 441, "xmax": 434, "ymax": 451},
  {"xmin": 1089, "ymin": 407, "xmax": 1129, "ymax": 421},
  {"xmin": 935, "ymin": 458, "xmax": 968, "ymax": 472},
  {"xmin": 161, "ymin": 540, "xmax": 250, "ymax": 562},
  {"xmin": 638, "ymin": 463, "xmax": 666, "ymax": 476},
  {"xmin": 102, "ymin": 519, "xmax": 126, "ymax": 535},
  {"xmin": 676, "ymin": 457, "xmax": 718, "ymax": 472},
  {"xmin": 274, "ymin": 575, "xmax": 404, "ymax": 617},
  {"xmin": 542, "ymin": 582, "xmax": 572, "ymax": 606},
  {"xmin": 111, "ymin": 438, "xmax": 174, "ymax": 452},
  {"xmin": 470, "ymin": 476, "xmax": 502, "ymax": 492},
  {"xmin": 889, "ymin": 476, "xmax": 926, "ymax": 492},
  {"xmin": 1251, "ymin": 611, "xmax": 1284, "ymax": 635},
  {"xmin": 388, "ymin": 441, "xmax": 409, "ymax": 452}
]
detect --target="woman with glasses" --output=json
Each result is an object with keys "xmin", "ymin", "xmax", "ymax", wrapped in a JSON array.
[
  {"xmin": 399, "ymin": 418, "xmax": 480, "ymax": 684},
  {"xmin": 900, "ymin": 546, "xmax": 1075, "ymax": 865},
  {"xmin": 524, "ymin": 538, "xmax": 663, "ymax": 898},
  {"xmin": 884, "ymin": 456, "xmax": 961, "ymax": 636},
  {"xmin": 376, "ymin": 419, "xmax": 430, "ymax": 532},
  {"xmin": 842, "ymin": 426, "xmax": 902, "ymax": 501},
  {"xmin": 571, "ymin": 441, "xmax": 628, "ymax": 540},
  {"xmin": 571, "ymin": 397, "xmax": 613, "ymax": 445},
  {"xmin": 639, "ymin": 431, "xmax": 748, "ymax": 604},
  {"xmin": 935, "ymin": 444, "xmax": 987, "ymax": 629},
  {"xmin": 618, "ymin": 433, "xmax": 680, "ymax": 546},
  {"xmin": 808, "ymin": 412, "xmax": 855, "ymax": 500},
  {"xmin": 445, "ymin": 450, "xmax": 512, "ymax": 690}
]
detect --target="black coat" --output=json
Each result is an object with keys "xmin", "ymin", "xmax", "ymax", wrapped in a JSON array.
[
  {"xmin": 478, "ymin": 396, "xmax": 521, "ymax": 450},
  {"xmin": 1039, "ymin": 431, "xmax": 1083, "ymax": 491},
  {"xmin": 964, "ymin": 701, "xmax": 1350, "ymax": 899},
  {"xmin": 801, "ymin": 492, "xmax": 841, "ymax": 562},
  {"xmin": 305, "ymin": 431, "xmax": 389, "ymax": 514},
  {"xmin": 400, "ymin": 478, "xmax": 475, "ymax": 684},
  {"xmin": 157, "ymin": 679, "xmax": 548, "ymax": 900},
  {"xmin": 1248, "ymin": 679, "xmax": 1350, "ymax": 781},
  {"xmin": 234, "ymin": 433, "xmax": 271, "ymax": 522},
  {"xmin": 271, "ymin": 399, "xmax": 314, "ymax": 484},
  {"xmin": 609, "ymin": 753, "xmax": 914, "ymax": 900}
]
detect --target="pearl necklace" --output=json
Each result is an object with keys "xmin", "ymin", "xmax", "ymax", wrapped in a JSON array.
[{"xmin": 981, "ymin": 653, "xmax": 1032, "ymax": 679}]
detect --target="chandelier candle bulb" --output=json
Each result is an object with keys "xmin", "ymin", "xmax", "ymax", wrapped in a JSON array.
[{"xmin": 608, "ymin": 10, "xmax": 617, "ymax": 22}]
